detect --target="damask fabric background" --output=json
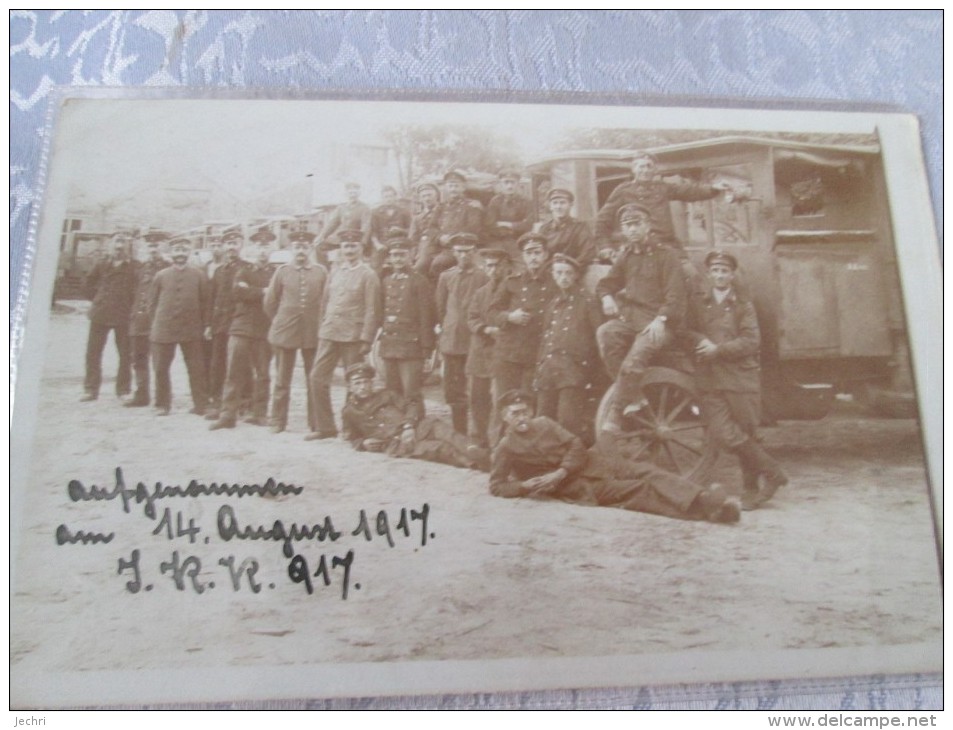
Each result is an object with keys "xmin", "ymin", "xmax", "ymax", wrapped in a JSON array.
[{"xmin": 9, "ymin": 10, "xmax": 942, "ymax": 711}]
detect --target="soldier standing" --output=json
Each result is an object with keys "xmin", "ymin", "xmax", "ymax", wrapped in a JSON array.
[
  {"xmin": 436, "ymin": 233, "xmax": 488, "ymax": 435},
  {"xmin": 263, "ymin": 230, "xmax": 328, "ymax": 434},
  {"xmin": 595, "ymin": 204, "xmax": 686, "ymax": 433},
  {"xmin": 684, "ymin": 250, "xmax": 788, "ymax": 509},
  {"xmin": 125, "ymin": 229, "xmax": 169, "ymax": 407},
  {"xmin": 488, "ymin": 232, "xmax": 557, "ymax": 395},
  {"xmin": 534, "ymin": 253, "xmax": 604, "ymax": 444},
  {"xmin": 210, "ymin": 228, "xmax": 278, "ymax": 430},
  {"xmin": 148, "ymin": 237, "xmax": 210, "ymax": 416},
  {"xmin": 377, "ymin": 232, "xmax": 436, "ymax": 421},
  {"xmin": 538, "ymin": 188, "xmax": 596, "ymax": 267},
  {"xmin": 81, "ymin": 231, "xmax": 137, "ymax": 402},
  {"xmin": 418, "ymin": 170, "xmax": 484, "ymax": 279},
  {"xmin": 465, "ymin": 247, "xmax": 510, "ymax": 449},
  {"xmin": 484, "ymin": 168, "xmax": 534, "ymax": 263},
  {"xmin": 205, "ymin": 227, "xmax": 247, "ymax": 418},
  {"xmin": 316, "ymin": 181, "xmax": 372, "ymax": 264},
  {"xmin": 308, "ymin": 229, "xmax": 381, "ymax": 440}
]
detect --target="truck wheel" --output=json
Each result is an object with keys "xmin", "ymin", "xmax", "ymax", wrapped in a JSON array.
[{"xmin": 596, "ymin": 367, "xmax": 717, "ymax": 483}]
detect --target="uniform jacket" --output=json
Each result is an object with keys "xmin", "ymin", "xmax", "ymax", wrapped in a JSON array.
[
  {"xmin": 465, "ymin": 278, "xmax": 502, "ymax": 378},
  {"xmin": 378, "ymin": 269, "xmax": 436, "ymax": 360},
  {"xmin": 489, "ymin": 268, "xmax": 557, "ymax": 365},
  {"xmin": 318, "ymin": 200, "xmax": 372, "ymax": 248},
  {"xmin": 684, "ymin": 286, "xmax": 761, "ymax": 393},
  {"xmin": 229, "ymin": 262, "xmax": 277, "ymax": 339},
  {"xmin": 342, "ymin": 389, "xmax": 418, "ymax": 449},
  {"xmin": 490, "ymin": 416, "xmax": 588, "ymax": 488},
  {"xmin": 207, "ymin": 258, "xmax": 248, "ymax": 335},
  {"xmin": 86, "ymin": 259, "xmax": 138, "ymax": 327},
  {"xmin": 371, "ymin": 204, "xmax": 412, "ymax": 245},
  {"xmin": 538, "ymin": 216, "xmax": 596, "ymax": 267},
  {"xmin": 534, "ymin": 284, "xmax": 603, "ymax": 391},
  {"xmin": 263, "ymin": 261, "xmax": 328, "ymax": 349},
  {"xmin": 129, "ymin": 258, "xmax": 169, "ymax": 335},
  {"xmin": 595, "ymin": 178, "xmax": 720, "ymax": 243},
  {"xmin": 409, "ymin": 205, "xmax": 438, "ymax": 261},
  {"xmin": 148, "ymin": 264, "xmax": 209, "ymax": 344},
  {"xmin": 319, "ymin": 261, "xmax": 381, "ymax": 344},
  {"xmin": 484, "ymin": 193, "xmax": 533, "ymax": 242},
  {"xmin": 436, "ymin": 265, "xmax": 488, "ymax": 356},
  {"xmin": 425, "ymin": 197, "xmax": 484, "ymax": 247},
  {"xmin": 594, "ymin": 239, "xmax": 686, "ymax": 330}
]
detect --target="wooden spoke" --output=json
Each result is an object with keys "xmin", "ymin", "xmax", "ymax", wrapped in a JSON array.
[
  {"xmin": 661, "ymin": 395, "xmax": 693, "ymax": 425},
  {"xmin": 667, "ymin": 436, "xmax": 702, "ymax": 456}
]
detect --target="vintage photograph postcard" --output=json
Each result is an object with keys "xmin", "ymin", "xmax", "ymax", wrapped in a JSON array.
[{"xmin": 10, "ymin": 93, "xmax": 942, "ymax": 708}]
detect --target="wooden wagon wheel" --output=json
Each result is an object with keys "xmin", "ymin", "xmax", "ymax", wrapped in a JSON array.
[{"xmin": 595, "ymin": 366, "xmax": 717, "ymax": 483}]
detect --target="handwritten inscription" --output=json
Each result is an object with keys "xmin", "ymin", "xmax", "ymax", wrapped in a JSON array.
[{"xmin": 59, "ymin": 468, "xmax": 435, "ymax": 600}]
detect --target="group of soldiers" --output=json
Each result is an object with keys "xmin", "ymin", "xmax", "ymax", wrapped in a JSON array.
[{"xmin": 79, "ymin": 151, "xmax": 788, "ymax": 526}]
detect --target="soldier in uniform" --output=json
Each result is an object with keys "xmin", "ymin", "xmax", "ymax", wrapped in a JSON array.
[
  {"xmin": 595, "ymin": 151, "xmax": 730, "ymax": 254},
  {"xmin": 370, "ymin": 185, "xmax": 412, "ymax": 271},
  {"xmin": 489, "ymin": 390, "xmax": 740, "ymax": 524},
  {"xmin": 436, "ymin": 233, "xmax": 488, "ymax": 434},
  {"xmin": 209, "ymin": 227, "xmax": 278, "ymax": 430},
  {"xmin": 263, "ymin": 229, "xmax": 328, "ymax": 434},
  {"xmin": 316, "ymin": 181, "xmax": 372, "ymax": 263},
  {"xmin": 201, "ymin": 233, "xmax": 225, "ymax": 391},
  {"xmin": 125, "ymin": 229, "xmax": 170, "ymax": 407},
  {"xmin": 148, "ymin": 237, "xmax": 210, "ymax": 416},
  {"xmin": 488, "ymin": 231, "xmax": 557, "ymax": 395},
  {"xmin": 484, "ymin": 168, "xmax": 534, "ymax": 263},
  {"xmin": 409, "ymin": 181, "xmax": 440, "ymax": 272},
  {"xmin": 81, "ymin": 231, "xmax": 138, "ymax": 402},
  {"xmin": 684, "ymin": 250, "xmax": 788, "ymax": 509},
  {"xmin": 417, "ymin": 170, "xmax": 484, "ymax": 279},
  {"xmin": 534, "ymin": 253, "xmax": 604, "ymax": 444},
  {"xmin": 308, "ymin": 229, "xmax": 381, "ymax": 440},
  {"xmin": 465, "ymin": 247, "xmax": 510, "ymax": 449},
  {"xmin": 595, "ymin": 204, "xmax": 686, "ymax": 433},
  {"xmin": 537, "ymin": 188, "xmax": 596, "ymax": 267},
  {"xmin": 377, "ymin": 231, "xmax": 436, "ymax": 421},
  {"xmin": 342, "ymin": 363, "xmax": 488, "ymax": 471},
  {"xmin": 205, "ymin": 227, "xmax": 248, "ymax": 418}
]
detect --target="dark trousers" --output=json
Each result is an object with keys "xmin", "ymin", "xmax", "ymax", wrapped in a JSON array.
[
  {"xmin": 596, "ymin": 318, "xmax": 672, "ymax": 404},
  {"xmin": 272, "ymin": 346, "xmax": 316, "ymax": 431},
  {"xmin": 208, "ymin": 331, "xmax": 229, "ymax": 406},
  {"xmin": 152, "ymin": 340, "xmax": 208, "ymax": 411},
  {"xmin": 700, "ymin": 391, "xmax": 761, "ymax": 450},
  {"xmin": 221, "ymin": 336, "xmax": 272, "ymax": 423},
  {"xmin": 84, "ymin": 320, "xmax": 131, "ymax": 396},
  {"xmin": 493, "ymin": 360, "xmax": 535, "ymax": 401},
  {"xmin": 309, "ymin": 339, "xmax": 363, "ymax": 435},
  {"xmin": 382, "ymin": 358, "xmax": 425, "ymax": 420},
  {"xmin": 470, "ymin": 375, "xmax": 493, "ymax": 447},
  {"xmin": 537, "ymin": 387, "xmax": 589, "ymax": 443},
  {"xmin": 129, "ymin": 334, "xmax": 151, "ymax": 401}
]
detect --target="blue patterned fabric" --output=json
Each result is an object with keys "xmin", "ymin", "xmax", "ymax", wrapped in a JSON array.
[{"xmin": 9, "ymin": 10, "xmax": 942, "ymax": 710}]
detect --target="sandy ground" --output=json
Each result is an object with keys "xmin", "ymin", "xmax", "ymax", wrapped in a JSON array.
[{"xmin": 10, "ymin": 303, "xmax": 943, "ymax": 702}]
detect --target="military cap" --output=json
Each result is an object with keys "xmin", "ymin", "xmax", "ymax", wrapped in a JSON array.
[
  {"xmin": 704, "ymin": 249, "xmax": 738, "ymax": 270},
  {"xmin": 442, "ymin": 169, "xmax": 467, "ymax": 184},
  {"xmin": 449, "ymin": 232, "xmax": 479, "ymax": 249},
  {"xmin": 517, "ymin": 231, "xmax": 548, "ymax": 251},
  {"xmin": 547, "ymin": 188, "xmax": 574, "ymax": 204},
  {"xmin": 168, "ymin": 236, "xmax": 191, "ymax": 249},
  {"xmin": 221, "ymin": 228, "xmax": 244, "ymax": 243},
  {"xmin": 498, "ymin": 168, "xmax": 521, "ymax": 181},
  {"xmin": 497, "ymin": 389, "xmax": 536, "ymax": 412},
  {"xmin": 344, "ymin": 362, "xmax": 376, "ymax": 382},
  {"xmin": 337, "ymin": 229, "xmax": 364, "ymax": 244},
  {"xmin": 142, "ymin": 229, "xmax": 169, "ymax": 243},
  {"xmin": 249, "ymin": 227, "xmax": 277, "ymax": 243},
  {"xmin": 416, "ymin": 182, "xmax": 440, "ymax": 196},
  {"xmin": 287, "ymin": 230, "xmax": 315, "ymax": 244},
  {"xmin": 385, "ymin": 234, "xmax": 413, "ymax": 251},
  {"xmin": 480, "ymin": 247, "xmax": 510, "ymax": 262},
  {"xmin": 618, "ymin": 203, "xmax": 652, "ymax": 223},
  {"xmin": 551, "ymin": 253, "xmax": 582, "ymax": 272}
]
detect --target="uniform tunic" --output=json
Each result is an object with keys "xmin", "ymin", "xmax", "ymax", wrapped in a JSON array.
[
  {"xmin": 436, "ymin": 266, "xmax": 489, "ymax": 356},
  {"xmin": 534, "ymin": 285, "xmax": 603, "ymax": 391},
  {"xmin": 84, "ymin": 258, "xmax": 138, "ymax": 397},
  {"xmin": 490, "ymin": 269, "xmax": 557, "ymax": 366},
  {"xmin": 595, "ymin": 178, "xmax": 721, "ymax": 245},
  {"xmin": 484, "ymin": 193, "xmax": 534, "ymax": 253},
  {"xmin": 317, "ymin": 200, "xmax": 372, "ymax": 248},
  {"xmin": 538, "ymin": 216, "xmax": 596, "ymax": 268},
  {"xmin": 127, "ymin": 257, "xmax": 170, "ymax": 401},
  {"xmin": 149, "ymin": 265, "xmax": 208, "ymax": 344},
  {"xmin": 378, "ymin": 270, "xmax": 436, "ymax": 360},
  {"xmin": 319, "ymin": 262, "xmax": 381, "ymax": 344},
  {"xmin": 264, "ymin": 262, "xmax": 328, "ymax": 350},
  {"xmin": 371, "ymin": 204, "xmax": 412, "ymax": 246},
  {"xmin": 229, "ymin": 262, "xmax": 277, "ymax": 340}
]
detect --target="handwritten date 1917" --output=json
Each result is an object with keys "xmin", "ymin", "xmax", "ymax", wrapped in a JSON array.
[{"xmin": 287, "ymin": 551, "xmax": 355, "ymax": 600}]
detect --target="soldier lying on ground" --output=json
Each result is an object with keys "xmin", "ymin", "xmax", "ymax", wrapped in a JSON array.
[
  {"xmin": 489, "ymin": 390, "xmax": 741, "ymax": 524},
  {"xmin": 341, "ymin": 362, "xmax": 490, "ymax": 471}
]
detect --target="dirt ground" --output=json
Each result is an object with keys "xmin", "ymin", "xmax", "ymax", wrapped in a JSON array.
[{"xmin": 10, "ymin": 303, "xmax": 943, "ymax": 703}]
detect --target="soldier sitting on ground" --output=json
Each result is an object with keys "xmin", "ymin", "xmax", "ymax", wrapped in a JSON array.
[
  {"xmin": 489, "ymin": 390, "xmax": 741, "ymax": 524},
  {"xmin": 341, "ymin": 362, "xmax": 489, "ymax": 471}
]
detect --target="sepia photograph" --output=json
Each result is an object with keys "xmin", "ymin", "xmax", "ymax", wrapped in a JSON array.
[{"xmin": 9, "ymin": 93, "xmax": 942, "ymax": 708}]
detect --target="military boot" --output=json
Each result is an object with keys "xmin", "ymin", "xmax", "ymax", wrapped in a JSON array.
[{"xmin": 737, "ymin": 439, "xmax": 788, "ymax": 508}]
